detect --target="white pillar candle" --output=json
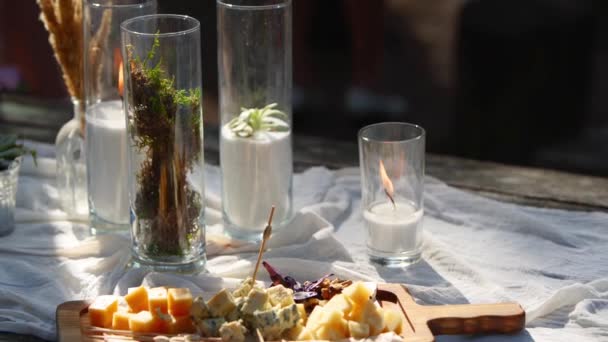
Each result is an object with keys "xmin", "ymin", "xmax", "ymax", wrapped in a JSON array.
[
  {"xmin": 363, "ymin": 201, "xmax": 423, "ymax": 253},
  {"xmin": 85, "ymin": 100, "xmax": 129, "ymax": 224},
  {"xmin": 220, "ymin": 124, "xmax": 292, "ymax": 231}
]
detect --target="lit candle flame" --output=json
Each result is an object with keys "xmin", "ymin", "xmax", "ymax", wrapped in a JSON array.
[
  {"xmin": 118, "ymin": 61, "xmax": 124, "ymax": 97},
  {"xmin": 379, "ymin": 160, "xmax": 396, "ymax": 210},
  {"xmin": 114, "ymin": 48, "xmax": 124, "ymax": 97}
]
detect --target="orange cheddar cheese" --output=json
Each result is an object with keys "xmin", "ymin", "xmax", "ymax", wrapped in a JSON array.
[
  {"xmin": 129, "ymin": 310, "xmax": 167, "ymax": 333},
  {"xmin": 129, "ymin": 311, "xmax": 155, "ymax": 333},
  {"xmin": 168, "ymin": 288, "xmax": 193, "ymax": 316},
  {"xmin": 112, "ymin": 311, "xmax": 132, "ymax": 330},
  {"xmin": 148, "ymin": 287, "xmax": 168, "ymax": 315},
  {"xmin": 125, "ymin": 286, "xmax": 148, "ymax": 313},
  {"xmin": 89, "ymin": 295, "xmax": 119, "ymax": 328},
  {"xmin": 168, "ymin": 315, "xmax": 196, "ymax": 334}
]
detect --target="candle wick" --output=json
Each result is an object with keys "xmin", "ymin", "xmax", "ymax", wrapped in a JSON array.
[{"xmin": 384, "ymin": 189, "xmax": 396, "ymax": 210}]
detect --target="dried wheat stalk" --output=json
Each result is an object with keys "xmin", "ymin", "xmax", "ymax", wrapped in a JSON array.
[{"xmin": 37, "ymin": 0, "xmax": 84, "ymax": 102}]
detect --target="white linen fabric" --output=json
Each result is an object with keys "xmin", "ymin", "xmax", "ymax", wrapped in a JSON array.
[{"xmin": 0, "ymin": 142, "xmax": 606, "ymax": 341}]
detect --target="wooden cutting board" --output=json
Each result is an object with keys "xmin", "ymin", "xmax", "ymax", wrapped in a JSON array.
[{"xmin": 56, "ymin": 283, "xmax": 525, "ymax": 341}]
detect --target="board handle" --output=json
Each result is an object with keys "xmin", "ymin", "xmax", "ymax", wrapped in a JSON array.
[{"xmin": 424, "ymin": 303, "xmax": 525, "ymax": 335}]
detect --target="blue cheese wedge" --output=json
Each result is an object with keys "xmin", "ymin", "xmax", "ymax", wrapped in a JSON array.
[
  {"xmin": 241, "ymin": 288, "xmax": 270, "ymax": 315},
  {"xmin": 278, "ymin": 303, "xmax": 300, "ymax": 330},
  {"xmin": 207, "ymin": 289, "xmax": 237, "ymax": 318},
  {"xmin": 232, "ymin": 277, "xmax": 255, "ymax": 298},
  {"xmin": 267, "ymin": 285, "xmax": 295, "ymax": 308},
  {"xmin": 191, "ymin": 296, "xmax": 211, "ymax": 320},
  {"xmin": 197, "ymin": 317, "xmax": 226, "ymax": 337},
  {"xmin": 226, "ymin": 297, "xmax": 246, "ymax": 322},
  {"xmin": 252, "ymin": 309, "xmax": 283, "ymax": 340},
  {"xmin": 219, "ymin": 320, "xmax": 248, "ymax": 342}
]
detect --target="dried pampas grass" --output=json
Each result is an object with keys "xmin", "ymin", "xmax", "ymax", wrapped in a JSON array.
[{"xmin": 37, "ymin": 0, "xmax": 83, "ymax": 101}]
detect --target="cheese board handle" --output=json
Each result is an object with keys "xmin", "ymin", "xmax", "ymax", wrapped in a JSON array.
[{"xmin": 423, "ymin": 302, "xmax": 526, "ymax": 335}]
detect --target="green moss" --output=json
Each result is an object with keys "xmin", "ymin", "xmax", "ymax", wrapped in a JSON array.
[{"xmin": 126, "ymin": 35, "xmax": 203, "ymax": 258}]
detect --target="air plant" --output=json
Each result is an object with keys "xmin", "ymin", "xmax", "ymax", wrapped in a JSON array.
[
  {"xmin": 0, "ymin": 134, "xmax": 36, "ymax": 171},
  {"xmin": 228, "ymin": 103, "xmax": 289, "ymax": 138}
]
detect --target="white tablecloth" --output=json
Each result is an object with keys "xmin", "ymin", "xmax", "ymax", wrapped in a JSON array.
[{"xmin": 1, "ymin": 142, "xmax": 607, "ymax": 341}]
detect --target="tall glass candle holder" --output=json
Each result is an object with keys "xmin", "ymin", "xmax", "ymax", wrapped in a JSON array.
[
  {"xmin": 359, "ymin": 122, "xmax": 425, "ymax": 266},
  {"xmin": 84, "ymin": 0, "xmax": 156, "ymax": 234},
  {"xmin": 121, "ymin": 14, "xmax": 206, "ymax": 272},
  {"xmin": 217, "ymin": 0, "xmax": 293, "ymax": 241}
]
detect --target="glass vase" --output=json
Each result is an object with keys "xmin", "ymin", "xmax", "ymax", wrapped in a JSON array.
[
  {"xmin": 0, "ymin": 157, "xmax": 20, "ymax": 236},
  {"xmin": 83, "ymin": 0, "xmax": 157, "ymax": 234},
  {"xmin": 55, "ymin": 100, "xmax": 88, "ymax": 218},
  {"xmin": 359, "ymin": 122, "xmax": 426, "ymax": 266},
  {"xmin": 121, "ymin": 14, "xmax": 206, "ymax": 272},
  {"xmin": 217, "ymin": 0, "xmax": 293, "ymax": 241}
]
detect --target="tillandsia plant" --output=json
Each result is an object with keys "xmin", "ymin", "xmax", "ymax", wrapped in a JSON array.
[
  {"xmin": 228, "ymin": 103, "xmax": 289, "ymax": 138},
  {"xmin": 126, "ymin": 36, "xmax": 203, "ymax": 258},
  {"xmin": 0, "ymin": 134, "xmax": 36, "ymax": 171}
]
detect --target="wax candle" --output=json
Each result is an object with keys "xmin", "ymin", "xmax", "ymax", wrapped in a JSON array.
[
  {"xmin": 86, "ymin": 100, "xmax": 129, "ymax": 225},
  {"xmin": 363, "ymin": 201, "xmax": 423, "ymax": 253},
  {"xmin": 220, "ymin": 124, "xmax": 292, "ymax": 233}
]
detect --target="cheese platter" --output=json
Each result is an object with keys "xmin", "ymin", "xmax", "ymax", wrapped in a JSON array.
[{"xmin": 56, "ymin": 281, "xmax": 524, "ymax": 342}]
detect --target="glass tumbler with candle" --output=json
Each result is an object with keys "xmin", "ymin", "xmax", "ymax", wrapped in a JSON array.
[
  {"xmin": 121, "ymin": 14, "xmax": 206, "ymax": 272},
  {"xmin": 217, "ymin": 0, "xmax": 293, "ymax": 241},
  {"xmin": 359, "ymin": 122, "xmax": 425, "ymax": 266},
  {"xmin": 83, "ymin": 0, "xmax": 156, "ymax": 234}
]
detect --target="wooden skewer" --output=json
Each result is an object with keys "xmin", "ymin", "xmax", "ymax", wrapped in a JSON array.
[
  {"xmin": 256, "ymin": 328, "xmax": 265, "ymax": 342},
  {"xmin": 251, "ymin": 206, "xmax": 275, "ymax": 284}
]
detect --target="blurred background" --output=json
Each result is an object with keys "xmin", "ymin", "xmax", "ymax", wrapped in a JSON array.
[{"xmin": 1, "ymin": 0, "xmax": 607, "ymax": 176}]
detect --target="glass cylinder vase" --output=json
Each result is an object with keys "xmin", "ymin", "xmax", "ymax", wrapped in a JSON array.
[
  {"xmin": 0, "ymin": 157, "xmax": 20, "ymax": 236},
  {"xmin": 217, "ymin": 0, "xmax": 293, "ymax": 241},
  {"xmin": 359, "ymin": 122, "xmax": 425, "ymax": 266},
  {"xmin": 83, "ymin": 0, "xmax": 157, "ymax": 234},
  {"xmin": 55, "ymin": 99, "xmax": 88, "ymax": 218},
  {"xmin": 121, "ymin": 14, "xmax": 206, "ymax": 272}
]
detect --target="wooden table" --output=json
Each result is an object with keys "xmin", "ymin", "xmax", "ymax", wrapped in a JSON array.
[{"xmin": 1, "ymin": 100, "xmax": 607, "ymax": 341}]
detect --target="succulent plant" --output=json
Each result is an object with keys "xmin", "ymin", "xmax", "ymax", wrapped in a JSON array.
[
  {"xmin": 0, "ymin": 134, "xmax": 36, "ymax": 171},
  {"xmin": 228, "ymin": 103, "xmax": 289, "ymax": 138}
]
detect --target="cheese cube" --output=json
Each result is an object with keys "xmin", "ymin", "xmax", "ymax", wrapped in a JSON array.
[
  {"xmin": 348, "ymin": 321, "xmax": 371, "ymax": 339},
  {"xmin": 316, "ymin": 325, "xmax": 348, "ymax": 340},
  {"xmin": 304, "ymin": 306, "xmax": 325, "ymax": 330},
  {"xmin": 226, "ymin": 297, "xmax": 245, "ymax": 322},
  {"xmin": 148, "ymin": 287, "xmax": 168, "ymax": 315},
  {"xmin": 318, "ymin": 309, "xmax": 347, "ymax": 335},
  {"xmin": 219, "ymin": 320, "xmax": 247, "ymax": 342},
  {"xmin": 279, "ymin": 304, "xmax": 301, "ymax": 330},
  {"xmin": 111, "ymin": 311, "xmax": 132, "ymax": 330},
  {"xmin": 296, "ymin": 328, "xmax": 315, "ymax": 340},
  {"xmin": 207, "ymin": 289, "xmax": 237, "ymax": 317},
  {"xmin": 129, "ymin": 311, "xmax": 159, "ymax": 333},
  {"xmin": 283, "ymin": 323, "xmax": 304, "ymax": 340},
  {"xmin": 197, "ymin": 317, "xmax": 226, "ymax": 337},
  {"xmin": 191, "ymin": 296, "xmax": 211, "ymax": 320},
  {"xmin": 361, "ymin": 300, "xmax": 385, "ymax": 336},
  {"xmin": 383, "ymin": 309, "xmax": 403, "ymax": 334},
  {"xmin": 125, "ymin": 286, "xmax": 148, "ymax": 313},
  {"xmin": 168, "ymin": 315, "xmax": 195, "ymax": 334},
  {"xmin": 168, "ymin": 288, "xmax": 193, "ymax": 316},
  {"xmin": 343, "ymin": 282, "xmax": 374, "ymax": 305},
  {"xmin": 296, "ymin": 303, "xmax": 307, "ymax": 324},
  {"xmin": 89, "ymin": 295, "xmax": 119, "ymax": 328},
  {"xmin": 267, "ymin": 285, "xmax": 295, "ymax": 308},
  {"xmin": 241, "ymin": 288, "xmax": 269, "ymax": 315},
  {"xmin": 324, "ymin": 293, "xmax": 353, "ymax": 316},
  {"xmin": 252, "ymin": 309, "xmax": 283, "ymax": 340},
  {"xmin": 232, "ymin": 277, "xmax": 255, "ymax": 298}
]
